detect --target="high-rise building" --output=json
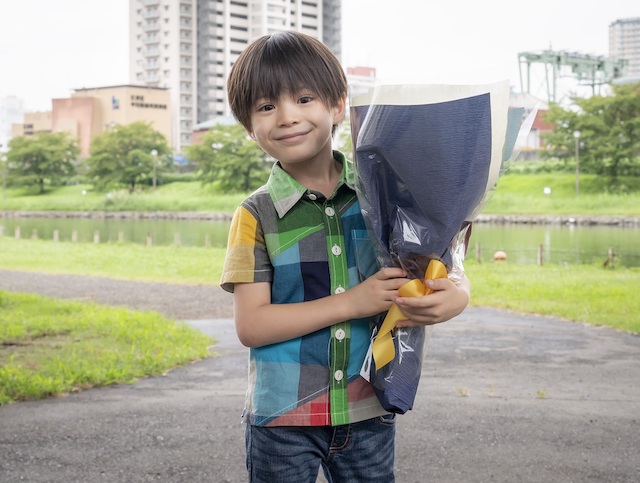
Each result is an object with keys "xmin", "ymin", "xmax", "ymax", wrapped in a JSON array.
[
  {"xmin": 129, "ymin": 0, "xmax": 342, "ymax": 152},
  {"xmin": 609, "ymin": 17, "xmax": 640, "ymax": 82}
]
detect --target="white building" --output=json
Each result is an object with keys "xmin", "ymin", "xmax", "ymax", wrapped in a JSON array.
[
  {"xmin": 609, "ymin": 17, "xmax": 640, "ymax": 83},
  {"xmin": 129, "ymin": 0, "xmax": 342, "ymax": 152}
]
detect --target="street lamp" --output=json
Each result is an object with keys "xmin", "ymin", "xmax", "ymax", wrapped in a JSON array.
[
  {"xmin": 150, "ymin": 149, "xmax": 158, "ymax": 191},
  {"xmin": 573, "ymin": 131, "xmax": 581, "ymax": 197}
]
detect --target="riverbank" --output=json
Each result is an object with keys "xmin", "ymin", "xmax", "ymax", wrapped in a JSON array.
[
  {"xmin": 0, "ymin": 210, "xmax": 234, "ymax": 221},
  {"xmin": 474, "ymin": 214, "xmax": 640, "ymax": 226},
  {"xmin": 3, "ymin": 210, "xmax": 640, "ymax": 226}
]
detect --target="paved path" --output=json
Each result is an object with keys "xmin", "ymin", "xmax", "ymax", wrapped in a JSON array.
[{"xmin": 1, "ymin": 272, "xmax": 639, "ymax": 482}]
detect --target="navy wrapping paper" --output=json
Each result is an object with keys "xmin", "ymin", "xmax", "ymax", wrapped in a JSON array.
[{"xmin": 351, "ymin": 82, "xmax": 532, "ymax": 414}]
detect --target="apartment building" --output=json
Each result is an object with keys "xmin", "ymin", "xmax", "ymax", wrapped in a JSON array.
[
  {"xmin": 129, "ymin": 0, "xmax": 342, "ymax": 152},
  {"xmin": 609, "ymin": 17, "xmax": 640, "ymax": 82}
]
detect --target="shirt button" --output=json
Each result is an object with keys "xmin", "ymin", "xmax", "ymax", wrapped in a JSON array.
[
  {"xmin": 334, "ymin": 370, "xmax": 344, "ymax": 382},
  {"xmin": 308, "ymin": 193, "xmax": 317, "ymax": 200},
  {"xmin": 325, "ymin": 207, "xmax": 335, "ymax": 216},
  {"xmin": 335, "ymin": 329, "xmax": 346, "ymax": 340},
  {"xmin": 334, "ymin": 286, "xmax": 345, "ymax": 294},
  {"xmin": 331, "ymin": 245, "xmax": 342, "ymax": 256}
]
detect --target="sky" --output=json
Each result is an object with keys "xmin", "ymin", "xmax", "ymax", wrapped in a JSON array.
[{"xmin": 0, "ymin": 0, "xmax": 637, "ymax": 112}]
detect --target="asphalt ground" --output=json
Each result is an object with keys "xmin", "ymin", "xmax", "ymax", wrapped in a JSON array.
[{"xmin": 0, "ymin": 272, "xmax": 639, "ymax": 482}]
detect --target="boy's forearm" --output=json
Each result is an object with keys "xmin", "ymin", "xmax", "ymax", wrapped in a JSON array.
[{"xmin": 234, "ymin": 290, "xmax": 357, "ymax": 348}]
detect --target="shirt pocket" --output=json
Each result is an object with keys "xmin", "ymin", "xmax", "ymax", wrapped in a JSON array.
[{"xmin": 351, "ymin": 229, "xmax": 380, "ymax": 282}]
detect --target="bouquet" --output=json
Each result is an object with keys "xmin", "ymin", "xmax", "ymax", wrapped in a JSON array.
[{"xmin": 351, "ymin": 81, "xmax": 535, "ymax": 413}]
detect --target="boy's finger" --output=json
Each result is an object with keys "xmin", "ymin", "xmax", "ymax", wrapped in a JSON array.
[
  {"xmin": 425, "ymin": 278, "xmax": 453, "ymax": 290},
  {"xmin": 378, "ymin": 267, "xmax": 407, "ymax": 279}
]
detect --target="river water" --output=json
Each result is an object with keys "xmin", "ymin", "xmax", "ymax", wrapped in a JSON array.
[{"xmin": 1, "ymin": 216, "xmax": 639, "ymax": 267}]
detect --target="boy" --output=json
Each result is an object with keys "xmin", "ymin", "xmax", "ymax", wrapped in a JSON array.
[{"xmin": 220, "ymin": 31, "xmax": 470, "ymax": 482}]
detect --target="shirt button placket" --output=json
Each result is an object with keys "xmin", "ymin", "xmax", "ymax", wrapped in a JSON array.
[{"xmin": 325, "ymin": 199, "xmax": 349, "ymax": 424}]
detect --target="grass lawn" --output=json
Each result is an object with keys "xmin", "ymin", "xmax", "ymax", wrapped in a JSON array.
[
  {"xmin": 465, "ymin": 261, "xmax": 640, "ymax": 334},
  {"xmin": 482, "ymin": 172, "xmax": 640, "ymax": 215},
  {"xmin": 0, "ymin": 182, "xmax": 246, "ymax": 213},
  {"xmin": 0, "ymin": 290, "xmax": 214, "ymax": 405},
  {"xmin": 2, "ymin": 171, "xmax": 639, "ymax": 215},
  {"xmin": 0, "ymin": 237, "xmax": 226, "ymax": 285}
]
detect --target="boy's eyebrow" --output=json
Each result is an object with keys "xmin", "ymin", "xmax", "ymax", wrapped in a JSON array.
[
  {"xmin": 284, "ymin": 89, "xmax": 318, "ymax": 99},
  {"xmin": 253, "ymin": 97, "xmax": 272, "ymax": 107}
]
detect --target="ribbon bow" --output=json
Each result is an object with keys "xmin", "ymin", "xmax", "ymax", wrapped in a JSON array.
[{"xmin": 372, "ymin": 259, "xmax": 448, "ymax": 369}]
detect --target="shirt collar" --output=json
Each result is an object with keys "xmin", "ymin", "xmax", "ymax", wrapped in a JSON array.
[{"xmin": 266, "ymin": 151, "xmax": 356, "ymax": 218}]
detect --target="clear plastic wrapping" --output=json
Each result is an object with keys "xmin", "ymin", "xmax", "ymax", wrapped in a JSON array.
[{"xmin": 351, "ymin": 81, "xmax": 536, "ymax": 413}]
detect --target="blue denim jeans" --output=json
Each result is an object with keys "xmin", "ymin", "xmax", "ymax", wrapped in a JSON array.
[{"xmin": 245, "ymin": 414, "xmax": 396, "ymax": 482}]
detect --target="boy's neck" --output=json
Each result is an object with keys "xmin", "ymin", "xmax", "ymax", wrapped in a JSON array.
[{"xmin": 281, "ymin": 151, "xmax": 343, "ymax": 198}]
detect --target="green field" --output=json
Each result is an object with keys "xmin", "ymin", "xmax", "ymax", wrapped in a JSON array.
[
  {"xmin": 0, "ymin": 181, "xmax": 245, "ymax": 214},
  {"xmin": 482, "ymin": 172, "xmax": 640, "ymax": 215},
  {"xmin": 2, "ymin": 171, "xmax": 640, "ymax": 215}
]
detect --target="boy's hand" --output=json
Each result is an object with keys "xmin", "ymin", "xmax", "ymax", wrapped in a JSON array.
[
  {"xmin": 346, "ymin": 267, "xmax": 409, "ymax": 319},
  {"xmin": 393, "ymin": 275, "xmax": 470, "ymax": 327}
]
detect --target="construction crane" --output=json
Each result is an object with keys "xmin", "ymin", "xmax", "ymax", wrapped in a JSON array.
[{"xmin": 518, "ymin": 49, "xmax": 627, "ymax": 103}]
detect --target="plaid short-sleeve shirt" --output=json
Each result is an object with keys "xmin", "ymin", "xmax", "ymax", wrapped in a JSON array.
[{"xmin": 220, "ymin": 151, "xmax": 386, "ymax": 427}]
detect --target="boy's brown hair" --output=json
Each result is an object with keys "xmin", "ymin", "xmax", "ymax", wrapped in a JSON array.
[{"xmin": 227, "ymin": 31, "xmax": 347, "ymax": 132}]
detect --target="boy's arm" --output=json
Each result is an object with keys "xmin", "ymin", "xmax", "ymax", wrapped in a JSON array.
[
  {"xmin": 394, "ymin": 273, "xmax": 471, "ymax": 327},
  {"xmin": 233, "ymin": 267, "xmax": 409, "ymax": 348}
]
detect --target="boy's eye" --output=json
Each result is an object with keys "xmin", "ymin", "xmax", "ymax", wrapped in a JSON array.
[
  {"xmin": 298, "ymin": 96, "xmax": 313, "ymax": 104},
  {"xmin": 257, "ymin": 103, "xmax": 275, "ymax": 112}
]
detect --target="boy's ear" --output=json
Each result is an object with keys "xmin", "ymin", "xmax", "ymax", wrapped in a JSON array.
[{"xmin": 331, "ymin": 95, "xmax": 347, "ymax": 124}]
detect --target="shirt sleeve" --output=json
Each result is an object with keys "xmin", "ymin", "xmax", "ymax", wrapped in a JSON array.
[{"xmin": 220, "ymin": 205, "xmax": 273, "ymax": 293}]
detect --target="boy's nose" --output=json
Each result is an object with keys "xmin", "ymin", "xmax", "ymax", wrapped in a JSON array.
[{"xmin": 277, "ymin": 101, "xmax": 300, "ymax": 126}]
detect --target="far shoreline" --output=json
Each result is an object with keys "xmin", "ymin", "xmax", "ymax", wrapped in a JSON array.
[{"xmin": 1, "ymin": 210, "xmax": 640, "ymax": 227}]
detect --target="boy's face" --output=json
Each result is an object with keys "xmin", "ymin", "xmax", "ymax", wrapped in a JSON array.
[{"xmin": 248, "ymin": 91, "xmax": 345, "ymax": 167}]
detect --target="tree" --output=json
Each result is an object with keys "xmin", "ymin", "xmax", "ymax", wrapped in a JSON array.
[
  {"xmin": 86, "ymin": 122, "xmax": 171, "ymax": 193},
  {"xmin": 185, "ymin": 124, "xmax": 269, "ymax": 193},
  {"xmin": 542, "ymin": 82, "xmax": 640, "ymax": 183},
  {"xmin": 7, "ymin": 132, "xmax": 79, "ymax": 193},
  {"xmin": 335, "ymin": 119, "xmax": 354, "ymax": 159}
]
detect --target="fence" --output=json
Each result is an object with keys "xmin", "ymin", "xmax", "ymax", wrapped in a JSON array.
[
  {"xmin": 1, "ymin": 224, "xmax": 621, "ymax": 268},
  {"xmin": 474, "ymin": 243, "xmax": 618, "ymax": 269},
  {"xmin": 0, "ymin": 225, "xmax": 213, "ymax": 248}
]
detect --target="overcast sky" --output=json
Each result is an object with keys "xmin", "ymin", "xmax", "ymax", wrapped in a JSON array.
[{"xmin": 0, "ymin": 0, "xmax": 637, "ymax": 111}]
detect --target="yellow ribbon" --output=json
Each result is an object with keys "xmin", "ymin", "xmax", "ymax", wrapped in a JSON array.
[{"xmin": 372, "ymin": 259, "xmax": 448, "ymax": 369}]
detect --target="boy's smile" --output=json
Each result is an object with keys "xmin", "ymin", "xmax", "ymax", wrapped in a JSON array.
[
  {"xmin": 249, "ymin": 92, "xmax": 344, "ymax": 168},
  {"xmin": 274, "ymin": 129, "xmax": 311, "ymax": 144}
]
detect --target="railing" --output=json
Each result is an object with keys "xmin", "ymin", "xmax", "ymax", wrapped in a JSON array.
[
  {"xmin": 3, "ymin": 226, "xmax": 213, "ymax": 248},
  {"xmin": 473, "ymin": 243, "xmax": 618, "ymax": 268},
  {"xmin": 1, "ymin": 225, "xmax": 621, "ymax": 267}
]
